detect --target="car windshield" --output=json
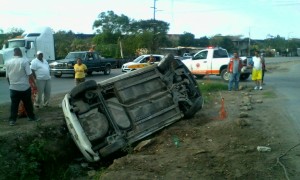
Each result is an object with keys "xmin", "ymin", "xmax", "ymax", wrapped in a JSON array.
[
  {"xmin": 65, "ymin": 53, "xmax": 85, "ymax": 59},
  {"xmin": 133, "ymin": 56, "xmax": 145, "ymax": 63}
]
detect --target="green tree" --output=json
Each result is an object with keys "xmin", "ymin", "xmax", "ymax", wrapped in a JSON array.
[
  {"xmin": 92, "ymin": 11, "xmax": 170, "ymax": 56},
  {"xmin": 195, "ymin": 36, "xmax": 209, "ymax": 47},
  {"xmin": 92, "ymin": 32, "xmax": 120, "ymax": 57},
  {"xmin": 179, "ymin": 32, "xmax": 195, "ymax": 46},
  {"xmin": 53, "ymin": 30, "xmax": 76, "ymax": 59},
  {"xmin": 130, "ymin": 19, "xmax": 170, "ymax": 53},
  {"xmin": 0, "ymin": 28, "xmax": 24, "ymax": 48},
  {"xmin": 210, "ymin": 35, "xmax": 235, "ymax": 52},
  {"xmin": 93, "ymin": 11, "xmax": 130, "ymax": 34}
]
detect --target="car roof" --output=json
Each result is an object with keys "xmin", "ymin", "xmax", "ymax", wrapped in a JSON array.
[{"xmin": 140, "ymin": 54, "xmax": 164, "ymax": 57}]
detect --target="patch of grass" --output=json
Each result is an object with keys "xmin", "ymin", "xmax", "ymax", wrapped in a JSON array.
[
  {"xmin": 198, "ymin": 82, "xmax": 228, "ymax": 104},
  {"xmin": 262, "ymin": 90, "xmax": 277, "ymax": 98},
  {"xmin": 199, "ymin": 81, "xmax": 228, "ymax": 94}
]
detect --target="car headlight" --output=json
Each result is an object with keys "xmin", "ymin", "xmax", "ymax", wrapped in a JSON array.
[{"xmin": 67, "ymin": 63, "xmax": 73, "ymax": 68}]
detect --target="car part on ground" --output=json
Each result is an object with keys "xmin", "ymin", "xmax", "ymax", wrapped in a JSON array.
[{"xmin": 62, "ymin": 54, "xmax": 203, "ymax": 162}]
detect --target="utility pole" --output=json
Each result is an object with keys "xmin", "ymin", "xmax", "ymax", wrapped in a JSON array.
[
  {"xmin": 152, "ymin": 0, "xmax": 157, "ymax": 20},
  {"xmin": 248, "ymin": 27, "xmax": 251, "ymax": 56},
  {"xmin": 151, "ymin": 0, "xmax": 157, "ymax": 53}
]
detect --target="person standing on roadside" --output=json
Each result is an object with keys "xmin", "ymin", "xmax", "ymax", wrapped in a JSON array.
[
  {"xmin": 74, "ymin": 58, "xmax": 87, "ymax": 85},
  {"xmin": 261, "ymin": 53, "xmax": 266, "ymax": 84},
  {"xmin": 5, "ymin": 47, "xmax": 40, "ymax": 126},
  {"xmin": 227, "ymin": 52, "xmax": 243, "ymax": 91},
  {"xmin": 30, "ymin": 51, "xmax": 51, "ymax": 108},
  {"xmin": 251, "ymin": 51, "xmax": 263, "ymax": 90}
]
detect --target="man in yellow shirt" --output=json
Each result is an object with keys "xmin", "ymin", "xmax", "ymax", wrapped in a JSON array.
[{"xmin": 74, "ymin": 58, "xmax": 87, "ymax": 85}]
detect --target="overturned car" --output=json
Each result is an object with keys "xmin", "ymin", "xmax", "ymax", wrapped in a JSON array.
[{"xmin": 62, "ymin": 54, "xmax": 203, "ymax": 162}]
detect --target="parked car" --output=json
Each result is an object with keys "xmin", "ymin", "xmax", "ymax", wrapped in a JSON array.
[
  {"xmin": 121, "ymin": 54, "xmax": 164, "ymax": 72},
  {"xmin": 62, "ymin": 54, "xmax": 203, "ymax": 162}
]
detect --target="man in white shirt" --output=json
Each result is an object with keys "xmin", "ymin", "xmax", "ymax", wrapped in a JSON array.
[
  {"xmin": 5, "ymin": 47, "xmax": 40, "ymax": 126},
  {"xmin": 251, "ymin": 51, "xmax": 263, "ymax": 90},
  {"xmin": 30, "ymin": 51, "xmax": 51, "ymax": 108}
]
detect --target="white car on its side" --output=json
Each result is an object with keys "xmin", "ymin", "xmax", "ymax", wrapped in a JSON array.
[{"xmin": 121, "ymin": 54, "xmax": 164, "ymax": 72}]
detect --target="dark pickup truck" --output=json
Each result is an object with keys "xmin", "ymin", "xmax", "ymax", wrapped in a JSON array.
[{"xmin": 49, "ymin": 51, "xmax": 117, "ymax": 78}]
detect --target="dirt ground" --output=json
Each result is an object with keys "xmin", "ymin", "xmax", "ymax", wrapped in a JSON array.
[{"xmin": 0, "ymin": 62, "xmax": 299, "ymax": 179}]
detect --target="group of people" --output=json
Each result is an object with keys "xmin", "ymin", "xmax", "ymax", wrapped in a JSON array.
[
  {"xmin": 5, "ymin": 48, "xmax": 51, "ymax": 126},
  {"xmin": 227, "ymin": 51, "xmax": 266, "ymax": 91},
  {"xmin": 5, "ymin": 47, "xmax": 89, "ymax": 126}
]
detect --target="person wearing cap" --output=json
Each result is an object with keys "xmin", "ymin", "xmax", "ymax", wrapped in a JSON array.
[
  {"xmin": 5, "ymin": 47, "xmax": 40, "ymax": 126},
  {"xmin": 30, "ymin": 51, "xmax": 51, "ymax": 108}
]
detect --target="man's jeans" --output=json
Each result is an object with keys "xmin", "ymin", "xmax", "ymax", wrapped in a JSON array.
[
  {"xmin": 9, "ymin": 88, "xmax": 34, "ymax": 121},
  {"xmin": 228, "ymin": 73, "xmax": 240, "ymax": 91}
]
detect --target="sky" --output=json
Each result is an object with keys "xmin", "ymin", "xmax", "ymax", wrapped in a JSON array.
[{"xmin": 0, "ymin": 0, "xmax": 299, "ymax": 40}]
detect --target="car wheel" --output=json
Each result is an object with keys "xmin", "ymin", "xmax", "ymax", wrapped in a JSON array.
[
  {"xmin": 182, "ymin": 97, "xmax": 203, "ymax": 118},
  {"xmin": 221, "ymin": 69, "xmax": 230, "ymax": 81},
  {"xmin": 104, "ymin": 65, "xmax": 111, "ymax": 75},
  {"xmin": 70, "ymin": 80, "xmax": 98, "ymax": 99},
  {"xmin": 174, "ymin": 61, "xmax": 203, "ymax": 118},
  {"xmin": 87, "ymin": 71, "xmax": 93, "ymax": 75},
  {"xmin": 240, "ymin": 73, "xmax": 250, "ymax": 81}
]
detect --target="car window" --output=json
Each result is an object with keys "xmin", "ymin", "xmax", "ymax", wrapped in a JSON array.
[
  {"xmin": 140, "ymin": 57, "xmax": 147, "ymax": 63},
  {"xmin": 133, "ymin": 56, "xmax": 144, "ymax": 63},
  {"xmin": 193, "ymin": 51, "xmax": 208, "ymax": 60},
  {"xmin": 154, "ymin": 56, "xmax": 162, "ymax": 62},
  {"xmin": 213, "ymin": 49, "xmax": 228, "ymax": 58}
]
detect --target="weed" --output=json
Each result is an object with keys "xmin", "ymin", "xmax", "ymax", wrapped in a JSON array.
[
  {"xmin": 198, "ymin": 82, "xmax": 227, "ymax": 104},
  {"xmin": 199, "ymin": 82, "xmax": 228, "ymax": 94},
  {"xmin": 262, "ymin": 90, "xmax": 277, "ymax": 98}
]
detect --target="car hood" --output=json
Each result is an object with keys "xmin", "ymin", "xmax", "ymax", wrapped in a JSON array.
[
  {"xmin": 123, "ymin": 62, "xmax": 140, "ymax": 66},
  {"xmin": 50, "ymin": 58, "xmax": 74, "ymax": 64}
]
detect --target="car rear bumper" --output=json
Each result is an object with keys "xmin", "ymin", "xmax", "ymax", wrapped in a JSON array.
[{"xmin": 62, "ymin": 94, "xmax": 100, "ymax": 162}]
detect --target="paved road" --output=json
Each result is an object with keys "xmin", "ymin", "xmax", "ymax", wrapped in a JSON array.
[
  {"xmin": 0, "ymin": 69, "xmax": 123, "ymax": 105},
  {"xmin": 265, "ymin": 60, "xmax": 300, "ymax": 131}
]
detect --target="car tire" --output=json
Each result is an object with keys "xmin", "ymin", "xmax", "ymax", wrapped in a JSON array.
[
  {"xmin": 221, "ymin": 69, "xmax": 230, "ymax": 81},
  {"xmin": 182, "ymin": 97, "xmax": 203, "ymax": 118},
  {"xmin": 87, "ymin": 71, "xmax": 93, "ymax": 75},
  {"xmin": 70, "ymin": 80, "xmax": 98, "ymax": 99},
  {"xmin": 104, "ymin": 65, "xmax": 111, "ymax": 75}
]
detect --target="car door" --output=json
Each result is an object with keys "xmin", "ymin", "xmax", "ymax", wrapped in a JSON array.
[
  {"xmin": 190, "ymin": 50, "xmax": 209, "ymax": 75},
  {"xmin": 84, "ymin": 52, "xmax": 97, "ymax": 71}
]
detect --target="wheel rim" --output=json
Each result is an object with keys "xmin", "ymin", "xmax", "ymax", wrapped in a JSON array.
[{"xmin": 223, "ymin": 71, "xmax": 230, "ymax": 81}]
